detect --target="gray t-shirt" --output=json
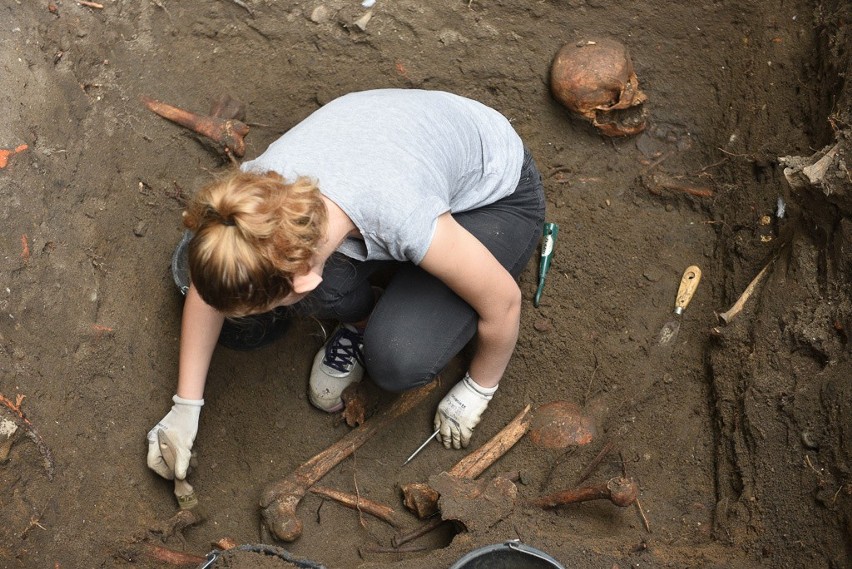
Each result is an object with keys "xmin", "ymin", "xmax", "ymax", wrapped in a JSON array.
[{"xmin": 241, "ymin": 89, "xmax": 524, "ymax": 264}]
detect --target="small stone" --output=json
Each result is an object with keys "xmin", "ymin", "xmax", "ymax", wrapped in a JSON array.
[
  {"xmin": 352, "ymin": 10, "xmax": 372, "ymax": 31},
  {"xmin": 309, "ymin": 5, "xmax": 330, "ymax": 23},
  {"xmin": 533, "ymin": 318, "xmax": 553, "ymax": 333},
  {"xmin": 438, "ymin": 29, "xmax": 466, "ymax": 45},
  {"xmin": 0, "ymin": 417, "xmax": 18, "ymax": 439},
  {"xmin": 665, "ymin": 203, "xmax": 675, "ymax": 212},
  {"xmin": 643, "ymin": 268, "xmax": 662, "ymax": 282},
  {"xmin": 133, "ymin": 220, "xmax": 148, "ymax": 237},
  {"xmin": 0, "ymin": 418, "xmax": 17, "ymax": 461},
  {"xmin": 801, "ymin": 431, "xmax": 819, "ymax": 450}
]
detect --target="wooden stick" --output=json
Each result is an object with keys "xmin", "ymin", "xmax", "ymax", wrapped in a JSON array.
[
  {"xmin": 635, "ymin": 497, "xmax": 652, "ymax": 532},
  {"xmin": 360, "ymin": 544, "xmax": 428, "ymax": 554},
  {"xmin": 260, "ymin": 382, "xmax": 436, "ymax": 542},
  {"xmin": 639, "ymin": 149, "xmax": 675, "ymax": 175},
  {"xmin": 391, "ymin": 517, "xmax": 447, "ymax": 548},
  {"xmin": 574, "ymin": 438, "xmax": 616, "ymax": 486},
  {"xmin": 310, "ymin": 485, "xmax": 404, "ymax": 527},
  {"xmin": 78, "ymin": 0, "xmax": 104, "ymax": 8},
  {"xmin": 647, "ymin": 172, "xmax": 715, "ymax": 198},
  {"xmin": 20, "ymin": 234, "xmax": 29, "ymax": 264}
]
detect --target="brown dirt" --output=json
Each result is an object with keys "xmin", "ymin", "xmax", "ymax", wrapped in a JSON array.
[{"xmin": 1, "ymin": 1, "xmax": 850, "ymax": 568}]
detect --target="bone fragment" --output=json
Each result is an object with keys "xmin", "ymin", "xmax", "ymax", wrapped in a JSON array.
[
  {"xmin": 781, "ymin": 142, "xmax": 841, "ymax": 189},
  {"xmin": 717, "ymin": 257, "xmax": 775, "ymax": 324},
  {"xmin": 449, "ymin": 404, "xmax": 532, "ymax": 478},
  {"xmin": 141, "ymin": 96, "xmax": 250, "ymax": 158},
  {"xmin": 401, "ymin": 482, "xmax": 441, "ymax": 519},
  {"xmin": 352, "ymin": 10, "xmax": 372, "ymax": 31},
  {"xmin": 119, "ymin": 542, "xmax": 205, "ymax": 566},
  {"xmin": 431, "ymin": 471, "xmax": 518, "ymax": 531},
  {"xmin": 310, "ymin": 485, "xmax": 405, "ymax": 527},
  {"xmin": 531, "ymin": 475, "xmax": 638, "ymax": 508}
]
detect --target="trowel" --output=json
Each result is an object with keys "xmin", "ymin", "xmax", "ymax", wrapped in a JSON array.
[
  {"xmin": 657, "ymin": 265, "xmax": 702, "ymax": 345},
  {"xmin": 157, "ymin": 428, "xmax": 199, "ymax": 511}
]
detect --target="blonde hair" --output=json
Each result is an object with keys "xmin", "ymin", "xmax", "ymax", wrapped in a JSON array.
[{"xmin": 183, "ymin": 169, "xmax": 327, "ymax": 315}]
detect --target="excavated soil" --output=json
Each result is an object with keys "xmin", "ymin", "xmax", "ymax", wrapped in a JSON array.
[{"xmin": 1, "ymin": 1, "xmax": 850, "ymax": 568}]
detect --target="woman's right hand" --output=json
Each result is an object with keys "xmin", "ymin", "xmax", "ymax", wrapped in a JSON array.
[{"xmin": 146, "ymin": 395, "xmax": 204, "ymax": 480}]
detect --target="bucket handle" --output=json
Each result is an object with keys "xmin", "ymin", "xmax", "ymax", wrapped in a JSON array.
[{"xmin": 505, "ymin": 540, "xmax": 566, "ymax": 568}]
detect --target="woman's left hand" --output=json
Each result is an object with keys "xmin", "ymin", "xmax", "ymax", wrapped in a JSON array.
[{"xmin": 434, "ymin": 372, "xmax": 498, "ymax": 449}]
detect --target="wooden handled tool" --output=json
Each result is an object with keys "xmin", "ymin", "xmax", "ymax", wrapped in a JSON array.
[
  {"xmin": 157, "ymin": 428, "xmax": 199, "ymax": 511},
  {"xmin": 657, "ymin": 265, "xmax": 701, "ymax": 345}
]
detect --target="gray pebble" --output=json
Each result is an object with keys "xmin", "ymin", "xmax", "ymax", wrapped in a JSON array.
[
  {"xmin": 133, "ymin": 220, "xmax": 148, "ymax": 237},
  {"xmin": 643, "ymin": 268, "xmax": 662, "ymax": 282}
]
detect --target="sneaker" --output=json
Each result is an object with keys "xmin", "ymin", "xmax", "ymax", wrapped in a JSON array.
[{"xmin": 308, "ymin": 324, "xmax": 365, "ymax": 413}]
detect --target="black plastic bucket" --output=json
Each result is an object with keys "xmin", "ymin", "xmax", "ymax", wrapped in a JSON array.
[
  {"xmin": 449, "ymin": 540, "xmax": 565, "ymax": 569},
  {"xmin": 170, "ymin": 229, "xmax": 292, "ymax": 350},
  {"xmin": 171, "ymin": 230, "xmax": 193, "ymax": 296}
]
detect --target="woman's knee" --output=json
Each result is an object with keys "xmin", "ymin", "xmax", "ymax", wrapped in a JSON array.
[{"xmin": 363, "ymin": 345, "xmax": 436, "ymax": 393}]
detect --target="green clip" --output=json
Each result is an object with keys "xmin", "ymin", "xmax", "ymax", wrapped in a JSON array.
[{"xmin": 534, "ymin": 222, "xmax": 559, "ymax": 308}]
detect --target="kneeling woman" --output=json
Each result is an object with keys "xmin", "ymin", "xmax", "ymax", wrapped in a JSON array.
[{"xmin": 146, "ymin": 88, "xmax": 545, "ymax": 481}]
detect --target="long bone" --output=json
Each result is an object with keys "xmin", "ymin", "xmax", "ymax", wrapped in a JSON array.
[
  {"xmin": 141, "ymin": 96, "xmax": 250, "ymax": 159},
  {"xmin": 260, "ymin": 382, "xmax": 436, "ymax": 542}
]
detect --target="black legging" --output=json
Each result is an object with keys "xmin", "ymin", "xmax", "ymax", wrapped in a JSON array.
[{"xmin": 216, "ymin": 148, "xmax": 545, "ymax": 391}]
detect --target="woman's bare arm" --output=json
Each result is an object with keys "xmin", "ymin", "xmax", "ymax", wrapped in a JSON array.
[
  {"xmin": 419, "ymin": 213, "xmax": 522, "ymax": 387},
  {"xmin": 176, "ymin": 284, "xmax": 224, "ymax": 400}
]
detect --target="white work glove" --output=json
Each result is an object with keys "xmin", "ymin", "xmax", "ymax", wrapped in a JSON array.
[
  {"xmin": 434, "ymin": 372, "xmax": 498, "ymax": 449},
  {"xmin": 146, "ymin": 395, "xmax": 204, "ymax": 480}
]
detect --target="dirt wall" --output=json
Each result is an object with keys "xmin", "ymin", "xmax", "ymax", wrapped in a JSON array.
[{"xmin": 706, "ymin": 1, "xmax": 852, "ymax": 566}]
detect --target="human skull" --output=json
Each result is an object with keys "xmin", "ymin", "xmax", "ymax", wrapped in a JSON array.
[{"xmin": 550, "ymin": 38, "xmax": 648, "ymax": 137}]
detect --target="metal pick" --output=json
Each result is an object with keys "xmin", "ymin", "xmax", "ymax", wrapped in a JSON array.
[{"xmin": 402, "ymin": 429, "xmax": 440, "ymax": 466}]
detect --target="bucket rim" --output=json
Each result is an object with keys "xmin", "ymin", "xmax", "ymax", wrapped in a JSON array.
[
  {"xmin": 448, "ymin": 539, "xmax": 565, "ymax": 569},
  {"xmin": 171, "ymin": 230, "xmax": 193, "ymax": 296}
]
